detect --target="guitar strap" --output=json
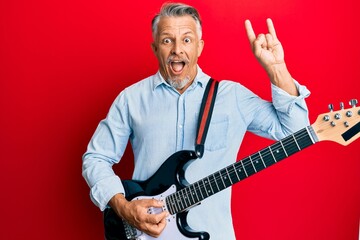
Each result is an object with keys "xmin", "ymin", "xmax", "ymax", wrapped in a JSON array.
[{"xmin": 195, "ymin": 78, "xmax": 219, "ymax": 158}]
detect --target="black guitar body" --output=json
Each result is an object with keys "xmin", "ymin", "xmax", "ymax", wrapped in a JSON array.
[{"xmin": 103, "ymin": 150, "xmax": 210, "ymax": 240}]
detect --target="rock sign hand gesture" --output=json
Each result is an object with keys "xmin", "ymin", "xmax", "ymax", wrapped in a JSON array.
[{"xmin": 245, "ymin": 18, "xmax": 298, "ymax": 96}]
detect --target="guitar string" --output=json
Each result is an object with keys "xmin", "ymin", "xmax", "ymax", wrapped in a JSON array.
[{"xmin": 168, "ymin": 129, "xmax": 312, "ymax": 211}]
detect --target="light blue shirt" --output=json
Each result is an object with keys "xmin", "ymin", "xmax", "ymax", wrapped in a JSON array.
[{"xmin": 82, "ymin": 66, "xmax": 310, "ymax": 239}]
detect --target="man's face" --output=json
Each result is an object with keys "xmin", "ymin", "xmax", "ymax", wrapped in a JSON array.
[{"xmin": 152, "ymin": 15, "xmax": 204, "ymax": 93}]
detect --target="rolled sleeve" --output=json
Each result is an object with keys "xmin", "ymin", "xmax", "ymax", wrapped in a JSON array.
[
  {"xmin": 272, "ymin": 79, "xmax": 311, "ymax": 114},
  {"xmin": 89, "ymin": 175, "xmax": 124, "ymax": 211}
]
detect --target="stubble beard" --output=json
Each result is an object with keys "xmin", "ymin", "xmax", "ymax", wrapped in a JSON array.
[{"xmin": 166, "ymin": 76, "xmax": 191, "ymax": 91}]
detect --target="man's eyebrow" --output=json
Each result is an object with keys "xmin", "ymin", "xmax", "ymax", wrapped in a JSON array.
[
  {"xmin": 159, "ymin": 31, "xmax": 195, "ymax": 37},
  {"xmin": 183, "ymin": 31, "xmax": 195, "ymax": 36},
  {"xmin": 159, "ymin": 32, "xmax": 173, "ymax": 37}
]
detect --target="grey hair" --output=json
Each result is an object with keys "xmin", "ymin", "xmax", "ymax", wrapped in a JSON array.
[{"xmin": 151, "ymin": 3, "xmax": 203, "ymax": 39}]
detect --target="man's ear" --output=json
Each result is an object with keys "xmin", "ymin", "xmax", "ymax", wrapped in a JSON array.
[
  {"xmin": 151, "ymin": 42, "xmax": 158, "ymax": 54},
  {"xmin": 197, "ymin": 39, "xmax": 204, "ymax": 57}
]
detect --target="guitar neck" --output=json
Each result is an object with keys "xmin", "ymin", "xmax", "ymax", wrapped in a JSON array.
[{"xmin": 167, "ymin": 126, "xmax": 318, "ymax": 214}]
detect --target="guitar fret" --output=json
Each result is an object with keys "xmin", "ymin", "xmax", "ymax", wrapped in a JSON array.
[
  {"xmin": 193, "ymin": 184, "xmax": 200, "ymax": 202},
  {"xmin": 177, "ymin": 192, "xmax": 185, "ymax": 211},
  {"xmin": 183, "ymin": 189, "xmax": 192, "ymax": 207},
  {"xmin": 210, "ymin": 175, "xmax": 219, "ymax": 194},
  {"xmin": 233, "ymin": 164, "xmax": 240, "ymax": 181},
  {"xmin": 240, "ymin": 160, "xmax": 248, "ymax": 177},
  {"xmin": 268, "ymin": 146, "xmax": 277, "ymax": 162},
  {"xmin": 279, "ymin": 140, "xmax": 288, "ymax": 157},
  {"xmin": 167, "ymin": 195, "xmax": 174, "ymax": 213},
  {"xmin": 181, "ymin": 191, "xmax": 188, "ymax": 210},
  {"xmin": 305, "ymin": 126, "xmax": 316, "ymax": 144},
  {"xmin": 251, "ymin": 152, "xmax": 266, "ymax": 172},
  {"xmin": 202, "ymin": 179, "xmax": 209, "ymax": 197},
  {"xmin": 225, "ymin": 168, "xmax": 233, "ymax": 185},
  {"xmin": 212, "ymin": 173, "xmax": 220, "ymax": 192},
  {"xmin": 296, "ymin": 129, "xmax": 315, "ymax": 149},
  {"xmin": 166, "ymin": 197, "xmax": 174, "ymax": 214},
  {"xmin": 197, "ymin": 181, "xmax": 204, "ymax": 200},
  {"xmin": 172, "ymin": 195, "xmax": 180, "ymax": 213},
  {"xmin": 273, "ymin": 143, "xmax": 287, "ymax": 161},
  {"xmin": 280, "ymin": 135, "xmax": 298, "ymax": 156},
  {"xmin": 243, "ymin": 157, "xmax": 256, "ymax": 176},
  {"xmin": 213, "ymin": 171, "xmax": 225, "ymax": 190},
  {"xmin": 234, "ymin": 163, "xmax": 247, "ymax": 180},
  {"xmin": 207, "ymin": 177, "xmax": 215, "ymax": 195},
  {"xmin": 228, "ymin": 165, "xmax": 240, "ymax": 184},
  {"xmin": 194, "ymin": 182, "xmax": 204, "ymax": 202},
  {"xmin": 220, "ymin": 169, "xmax": 232, "ymax": 187},
  {"xmin": 172, "ymin": 195, "xmax": 178, "ymax": 213},
  {"xmin": 218, "ymin": 171, "xmax": 226, "ymax": 189},
  {"xmin": 292, "ymin": 134, "xmax": 301, "ymax": 150},
  {"xmin": 189, "ymin": 184, "xmax": 196, "ymax": 204},
  {"xmin": 259, "ymin": 151, "xmax": 267, "ymax": 167},
  {"xmin": 249, "ymin": 155, "xmax": 257, "ymax": 173}
]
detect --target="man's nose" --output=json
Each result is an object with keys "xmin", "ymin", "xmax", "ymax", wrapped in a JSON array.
[{"xmin": 171, "ymin": 41, "xmax": 183, "ymax": 55}]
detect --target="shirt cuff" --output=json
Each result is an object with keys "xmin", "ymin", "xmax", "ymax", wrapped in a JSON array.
[
  {"xmin": 89, "ymin": 175, "xmax": 125, "ymax": 211},
  {"xmin": 271, "ymin": 79, "xmax": 311, "ymax": 114}
]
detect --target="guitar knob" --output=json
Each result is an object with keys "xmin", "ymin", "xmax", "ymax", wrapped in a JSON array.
[
  {"xmin": 334, "ymin": 113, "xmax": 341, "ymax": 119},
  {"xmin": 349, "ymin": 99, "xmax": 358, "ymax": 107},
  {"xmin": 328, "ymin": 104, "xmax": 334, "ymax": 112},
  {"xmin": 340, "ymin": 102, "xmax": 344, "ymax": 110},
  {"xmin": 346, "ymin": 111, "xmax": 353, "ymax": 117}
]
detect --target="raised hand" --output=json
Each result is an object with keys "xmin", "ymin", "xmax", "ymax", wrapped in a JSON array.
[
  {"xmin": 245, "ymin": 18, "xmax": 298, "ymax": 96},
  {"xmin": 245, "ymin": 18, "xmax": 284, "ymax": 72}
]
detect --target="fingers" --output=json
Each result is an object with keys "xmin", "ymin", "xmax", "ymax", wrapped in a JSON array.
[
  {"xmin": 266, "ymin": 18, "xmax": 277, "ymax": 39},
  {"xmin": 149, "ymin": 198, "xmax": 165, "ymax": 208},
  {"xmin": 144, "ymin": 211, "xmax": 168, "ymax": 238},
  {"xmin": 134, "ymin": 198, "xmax": 169, "ymax": 237},
  {"xmin": 146, "ymin": 209, "xmax": 169, "ymax": 224},
  {"xmin": 245, "ymin": 19, "xmax": 256, "ymax": 44},
  {"xmin": 245, "ymin": 18, "xmax": 278, "ymax": 41}
]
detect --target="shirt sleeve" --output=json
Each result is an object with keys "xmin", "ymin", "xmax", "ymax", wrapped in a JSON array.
[
  {"xmin": 271, "ymin": 79, "xmax": 311, "ymax": 135},
  {"xmin": 243, "ymin": 79, "xmax": 311, "ymax": 140},
  {"xmin": 82, "ymin": 92, "xmax": 131, "ymax": 211}
]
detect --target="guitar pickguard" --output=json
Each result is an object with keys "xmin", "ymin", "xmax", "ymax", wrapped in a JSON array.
[{"xmin": 122, "ymin": 185, "xmax": 198, "ymax": 240}]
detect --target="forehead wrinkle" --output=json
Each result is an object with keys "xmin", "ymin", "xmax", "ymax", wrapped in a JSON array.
[{"xmin": 158, "ymin": 27, "xmax": 196, "ymax": 39}]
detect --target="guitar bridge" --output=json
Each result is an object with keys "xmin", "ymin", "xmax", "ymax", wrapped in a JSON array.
[{"xmin": 121, "ymin": 218, "xmax": 138, "ymax": 240}]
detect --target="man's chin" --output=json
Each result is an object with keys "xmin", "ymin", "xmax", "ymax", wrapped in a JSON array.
[{"xmin": 167, "ymin": 76, "xmax": 190, "ymax": 90}]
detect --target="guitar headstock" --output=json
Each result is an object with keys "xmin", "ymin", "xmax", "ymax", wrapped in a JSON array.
[{"xmin": 312, "ymin": 99, "xmax": 360, "ymax": 146}]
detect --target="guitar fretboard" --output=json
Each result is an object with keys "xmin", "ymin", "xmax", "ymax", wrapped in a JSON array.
[{"xmin": 165, "ymin": 126, "xmax": 317, "ymax": 214}]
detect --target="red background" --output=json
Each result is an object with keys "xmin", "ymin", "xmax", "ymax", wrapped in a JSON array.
[{"xmin": 1, "ymin": 0, "xmax": 359, "ymax": 239}]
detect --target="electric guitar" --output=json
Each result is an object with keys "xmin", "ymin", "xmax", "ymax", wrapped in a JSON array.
[{"xmin": 104, "ymin": 100, "xmax": 360, "ymax": 240}]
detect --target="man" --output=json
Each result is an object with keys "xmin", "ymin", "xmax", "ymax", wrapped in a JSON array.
[{"xmin": 82, "ymin": 3, "xmax": 310, "ymax": 239}]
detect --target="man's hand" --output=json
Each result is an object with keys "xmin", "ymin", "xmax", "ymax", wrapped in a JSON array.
[
  {"xmin": 109, "ymin": 193, "xmax": 169, "ymax": 238},
  {"xmin": 245, "ymin": 18, "xmax": 298, "ymax": 96}
]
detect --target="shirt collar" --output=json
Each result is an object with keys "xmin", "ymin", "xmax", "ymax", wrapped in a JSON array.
[{"xmin": 152, "ymin": 65, "xmax": 210, "ymax": 91}]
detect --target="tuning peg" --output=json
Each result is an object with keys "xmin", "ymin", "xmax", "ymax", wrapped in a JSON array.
[
  {"xmin": 328, "ymin": 104, "xmax": 334, "ymax": 112},
  {"xmin": 349, "ymin": 99, "xmax": 358, "ymax": 107},
  {"xmin": 340, "ymin": 102, "xmax": 344, "ymax": 110}
]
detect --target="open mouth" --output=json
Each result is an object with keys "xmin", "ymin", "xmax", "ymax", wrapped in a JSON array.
[{"xmin": 170, "ymin": 61, "xmax": 186, "ymax": 73}]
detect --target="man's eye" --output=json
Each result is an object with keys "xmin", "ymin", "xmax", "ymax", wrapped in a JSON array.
[
  {"xmin": 184, "ymin": 38, "xmax": 191, "ymax": 43},
  {"xmin": 163, "ymin": 39, "xmax": 172, "ymax": 44}
]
